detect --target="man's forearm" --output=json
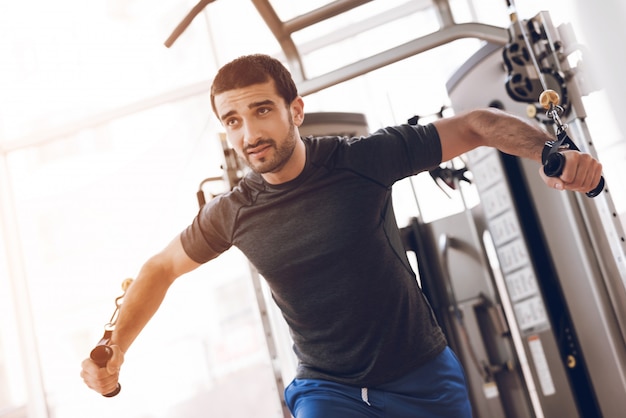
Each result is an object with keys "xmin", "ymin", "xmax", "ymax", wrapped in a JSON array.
[
  {"xmin": 471, "ymin": 108, "xmax": 551, "ymax": 162},
  {"xmin": 435, "ymin": 108, "xmax": 553, "ymax": 163},
  {"xmin": 110, "ymin": 256, "xmax": 177, "ymax": 353}
]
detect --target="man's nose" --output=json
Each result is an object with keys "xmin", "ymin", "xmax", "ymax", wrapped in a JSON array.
[{"xmin": 243, "ymin": 120, "xmax": 262, "ymax": 146}]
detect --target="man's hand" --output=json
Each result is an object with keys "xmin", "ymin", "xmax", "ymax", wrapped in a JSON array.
[
  {"xmin": 80, "ymin": 344, "xmax": 124, "ymax": 395},
  {"xmin": 539, "ymin": 150, "xmax": 603, "ymax": 194}
]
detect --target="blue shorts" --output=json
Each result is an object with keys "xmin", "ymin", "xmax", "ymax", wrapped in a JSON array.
[{"xmin": 284, "ymin": 346, "xmax": 472, "ymax": 418}]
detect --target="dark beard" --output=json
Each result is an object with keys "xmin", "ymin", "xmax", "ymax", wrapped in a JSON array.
[{"xmin": 244, "ymin": 121, "xmax": 297, "ymax": 174}]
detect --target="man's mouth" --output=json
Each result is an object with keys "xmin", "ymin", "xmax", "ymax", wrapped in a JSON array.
[{"xmin": 246, "ymin": 141, "xmax": 273, "ymax": 159}]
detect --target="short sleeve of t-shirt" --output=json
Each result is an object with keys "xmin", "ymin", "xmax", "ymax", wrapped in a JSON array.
[
  {"xmin": 332, "ymin": 123, "xmax": 442, "ymax": 186},
  {"xmin": 180, "ymin": 194, "xmax": 236, "ymax": 264}
]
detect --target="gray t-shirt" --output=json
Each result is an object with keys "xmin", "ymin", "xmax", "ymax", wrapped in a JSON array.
[{"xmin": 181, "ymin": 123, "xmax": 447, "ymax": 387}]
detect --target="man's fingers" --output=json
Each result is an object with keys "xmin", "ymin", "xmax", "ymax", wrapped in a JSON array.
[
  {"xmin": 80, "ymin": 357, "xmax": 119, "ymax": 394},
  {"xmin": 80, "ymin": 345, "xmax": 124, "ymax": 395},
  {"xmin": 538, "ymin": 166, "xmax": 564, "ymax": 190},
  {"xmin": 544, "ymin": 151, "xmax": 603, "ymax": 193},
  {"xmin": 563, "ymin": 152, "xmax": 603, "ymax": 192}
]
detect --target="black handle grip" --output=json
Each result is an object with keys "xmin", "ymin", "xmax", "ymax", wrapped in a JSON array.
[
  {"xmin": 543, "ymin": 152, "xmax": 605, "ymax": 198},
  {"xmin": 90, "ymin": 345, "xmax": 121, "ymax": 397}
]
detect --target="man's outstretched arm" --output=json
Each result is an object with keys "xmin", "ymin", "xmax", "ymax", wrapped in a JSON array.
[
  {"xmin": 433, "ymin": 108, "xmax": 603, "ymax": 194},
  {"xmin": 80, "ymin": 234, "xmax": 201, "ymax": 395}
]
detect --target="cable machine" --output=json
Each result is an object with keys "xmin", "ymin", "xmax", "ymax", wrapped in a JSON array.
[{"xmin": 444, "ymin": 7, "xmax": 626, "ymax": 417}]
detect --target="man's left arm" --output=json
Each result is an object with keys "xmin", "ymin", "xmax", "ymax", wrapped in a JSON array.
[{"xmin": 432, "ymin": 108, "xmax": 603, "ymax": 194}]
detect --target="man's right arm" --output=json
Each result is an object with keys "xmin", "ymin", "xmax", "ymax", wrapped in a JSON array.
[{"xmin": 80, "ymin": 233, "xmax": 201, "ymax": 395}]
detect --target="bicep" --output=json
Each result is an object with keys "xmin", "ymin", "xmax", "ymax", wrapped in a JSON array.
[
  {"xmin": 157, "ymin": 234, "xmax": 202, "ymax": 280},
  {"xmin": 432, "ymin": 113, "xmax": 482, "ymax": 163}
]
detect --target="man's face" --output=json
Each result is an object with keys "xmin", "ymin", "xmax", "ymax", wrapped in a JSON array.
[{"xmin": 214, "ymin": 80, "xmax": 304, "ymax": 179}]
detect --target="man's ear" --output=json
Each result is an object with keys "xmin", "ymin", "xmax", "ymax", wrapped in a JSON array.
[{"xmin": 291, "ymin": 96, "xmax": 305, "ymax": 127}]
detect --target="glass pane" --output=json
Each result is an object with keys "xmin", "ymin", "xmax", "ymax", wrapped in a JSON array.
[
  {"xmin": 0, "ymin": 240, "xmax": 28, "ymax": 417},
  {"xmin": 0, "ymin": 0, "xmax": 216, "ymax": 144},
  {"xmin": 203, "ymin": 0, "xmax": 283, "ymax": 65}
]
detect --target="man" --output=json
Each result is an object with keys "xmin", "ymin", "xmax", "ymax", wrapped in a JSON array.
[{"xmin": 81, "ymin": 54, "xmax": 602, "ymax": 417}]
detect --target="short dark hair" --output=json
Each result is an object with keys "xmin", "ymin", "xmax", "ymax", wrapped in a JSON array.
[{"xmin": 210, "ymin": 54, "xmax": 299, "ymax": 116}]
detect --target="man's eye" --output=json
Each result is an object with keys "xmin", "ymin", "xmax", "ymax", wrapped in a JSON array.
[
  {"xmin": 226, "ymin": 118, "xmax": 239, "ymax": 127},
  {"xmin": 258, "ymin": 107, "xmax": 270, "ymax": 115}
]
